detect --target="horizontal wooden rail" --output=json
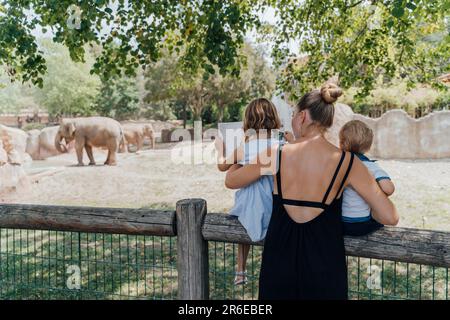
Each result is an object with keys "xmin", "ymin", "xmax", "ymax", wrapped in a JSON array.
[
  {"xmin": 0, "ymin": 203, "xmax": 448, "ymax": 268},
  {"xmin": 0, "ymin": 204, "xmax": 176, "ymax": 236},
  {"xmin": 203, "ymin": 212, "xmax": 450, "ymax": 268}
]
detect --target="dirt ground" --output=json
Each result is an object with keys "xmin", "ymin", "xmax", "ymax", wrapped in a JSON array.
[{"xmin": 3, "ymin": 142, "xmax": 450, "ymax": 231}]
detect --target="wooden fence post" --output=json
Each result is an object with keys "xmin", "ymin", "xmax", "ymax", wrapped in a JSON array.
[{"xmin": 176, "ymin": 198, "xmax": 209, "ymax": 300}]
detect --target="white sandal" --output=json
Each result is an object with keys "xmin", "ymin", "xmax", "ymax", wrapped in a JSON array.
[{"xmin": 234, "ymin": 271, "xmax": 248, "ymax": 285}]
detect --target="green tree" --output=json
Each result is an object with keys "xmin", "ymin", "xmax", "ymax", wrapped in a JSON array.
[
  {"xmin": 33, "ymin": 40, "xmax": 100, "ymax": 117},
  {"xmin": 144, "ymin": 44, "xmax": 275, "ymax": 122},
  {"xmin": 0, "ymin": 0, "xmax": 447, "ymax": 99},
  {"xmin": 95, "ymin": 77, "xmax": 140, "ymax": 120},
  {"xmin": 208, "ymin": 44, "xmax": 275, "ymax": 122},
  {"xmin": 0, "ymin": 74, "xmax": 37, "ymax": 114},
  {"xmin": 0, "ymin": 39, "xmax": 100, "ymax": 117},
  {"xmin": 0, "ymin": 0, "xmax": 259, "ymax": 86},
  {"xmin": 143, "ymin": 51, "xmax": 212, "ymax": 121},
  {"xmin": 268, "ymin": 0, "xmax": 449, "ymax": 98},
  {"xmin": 143, "ymin": 50, "xmax": 183, "ymax": 121}
]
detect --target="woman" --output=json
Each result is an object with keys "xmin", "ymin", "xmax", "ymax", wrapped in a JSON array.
[{"xmin": 225, "ymin": 83, "xmax": 399, "ymax": 299}]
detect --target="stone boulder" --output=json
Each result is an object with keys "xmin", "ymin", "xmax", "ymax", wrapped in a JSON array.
[
  {"xmin": 0, "ymin": 163, "xmax": 30, "ymax": 196},
  {"xmin": 0, "ymin": 129, "xmax": 31, "ymax": 199},
  {"xmin": 39, "ymin": 126, "xmax": 71, "ymax": 159},
  {"xmin": 25, "ymin": 126, "xmax": 73, "ymax": 160},
  {"xmin": 0, "ymin": 124, "xmax": 30, "ymax": 165},
  {"xmin": 26, "ymin": 129, "xmax": 41, "ymax": 160},
  {"xmin": 0, "ymin": 139, "xmax": 7, "ymax": 165}
]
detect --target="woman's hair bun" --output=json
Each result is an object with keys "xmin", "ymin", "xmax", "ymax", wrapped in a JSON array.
[{"xmin": 320, "ymin": 83, "xmax": 343, "ymax": 104}]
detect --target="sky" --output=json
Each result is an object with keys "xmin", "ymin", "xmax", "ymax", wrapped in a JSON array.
[{"xmin": 248, "ymin": 6, "xmax": 300, "ymax": 58}]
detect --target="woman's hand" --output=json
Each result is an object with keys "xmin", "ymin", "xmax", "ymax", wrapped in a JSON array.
[
  {"xmin": 214, "ymin": 136, "xmax": 226, "ymax": 161},
  {"xmin": 284, "ymin": 131, "xmax": 295, "ymax": 143},
  {"xmin": 215, "ymin": 136, "xmax": 243, "ymax": 172}
]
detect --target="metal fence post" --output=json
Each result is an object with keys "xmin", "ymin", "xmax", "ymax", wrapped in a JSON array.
[{"xmin": 176, "ymin": 198, "xmax": 209, "ymax": 300}]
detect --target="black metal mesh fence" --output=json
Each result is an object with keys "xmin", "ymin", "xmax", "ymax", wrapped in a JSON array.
[{"xmin": 1, "ymin": 228, "xmax": 448, "ymax": 300}]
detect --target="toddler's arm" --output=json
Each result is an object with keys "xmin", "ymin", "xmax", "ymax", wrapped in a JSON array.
[{"xmin": 370, "ymin": 161, "xmax": 394, "ymax": 196}]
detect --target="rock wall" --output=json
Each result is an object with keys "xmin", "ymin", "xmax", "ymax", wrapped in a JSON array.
[
  {"xmin": 26, "ymin": 129, "xmax": 41, "ymax": 160},
  {"xmin": 25, "ymin": 126, "xmax": 74, "ymax": 160},
  {"xmin": 0, "ymin": 124, "xmax": 30, "ymax": 164},
  {"xmin": 327, "ymin": 104, "xmax": 450, "ymax": 159},
  {"xmin": 0, "ymin": 127, "xmax": 31, "ymax": 199},
  {"xmin": 354, "ymin": 110, "xmax": 450, "ymax": 159},
  {"xmin": 121, "ymin": 120, "xmax": 178, "ymax": 133}
]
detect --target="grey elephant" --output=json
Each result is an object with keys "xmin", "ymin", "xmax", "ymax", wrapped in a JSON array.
[{"xmin": 55, "ymin": 117, "xmax": 126, "ymax": 166}]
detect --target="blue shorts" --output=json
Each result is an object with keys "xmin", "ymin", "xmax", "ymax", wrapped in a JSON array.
[{"xmin": 342, "ymin": 218, "xmax": 384, "ymax": 236}]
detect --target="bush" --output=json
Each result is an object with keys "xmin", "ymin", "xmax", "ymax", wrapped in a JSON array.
[
  {"xmin": 22, "ymin": 123, "xmax": 46, "ymax": 131},
  {"xmin": 342, "ymin": 80, "xmax": 448, "ymax": 117}
]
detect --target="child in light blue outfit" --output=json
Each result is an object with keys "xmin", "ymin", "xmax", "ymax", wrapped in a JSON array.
[
  {"xmin": 339, "ymin": 120, "xmax": 395, "ymax": 236},
  {"xmin": 217, "ymin": 98, "xmax": 292, "ymax": 285},
  {"xmin": 229, "ymin": 137, "xmax": 279, "ymax": 242}
]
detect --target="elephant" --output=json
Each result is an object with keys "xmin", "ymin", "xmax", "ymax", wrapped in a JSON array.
[
  {"xmin": 40, "ymin": 126, "xmax": 73, "ymax": 159},
  {"xmin": 55, "ymin": 117, "xmax": 126, "ymax": 166},
  {"xmin": 122, "ymin": 123, "xmax": 155, "ymax": 152}
]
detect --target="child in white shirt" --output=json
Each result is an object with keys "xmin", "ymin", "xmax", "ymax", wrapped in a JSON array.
[{"xmin": 339, "ymin": 120, "xmax": 395, "ymax": 236}]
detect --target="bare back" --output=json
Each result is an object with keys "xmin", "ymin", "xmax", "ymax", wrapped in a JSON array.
[{"xmin": 274, "ymin": 137, "xmax": 353, "ymax": 223}]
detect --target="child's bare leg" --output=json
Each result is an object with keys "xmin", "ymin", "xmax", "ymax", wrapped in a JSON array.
[{"xmin": 235, "ymin": 244, "xmax": 251, "ymax": 284}]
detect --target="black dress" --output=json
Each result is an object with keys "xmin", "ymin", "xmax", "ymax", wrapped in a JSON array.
[{"xmin": 259, "ymin": 147, "xmax": 354, "ymax": 300}]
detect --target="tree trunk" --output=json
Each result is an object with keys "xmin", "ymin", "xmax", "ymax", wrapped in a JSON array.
[
  {"xmin": 217, "ymin": 102, "xmax": 224, "ymax": 123},
  {"xmin": 191, "ymin": 101, "xmax": 203, "ymax": 121},
  {"xmin": 183, "ymin": 103, "xmax": 187, "ymax": 129}
]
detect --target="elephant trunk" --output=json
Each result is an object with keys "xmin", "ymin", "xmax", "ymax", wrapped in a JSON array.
[{"xmin": 55, "ymin": 132, "xmax": 68, "ymax": 153}]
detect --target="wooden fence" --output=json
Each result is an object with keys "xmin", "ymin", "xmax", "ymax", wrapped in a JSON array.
[{"xmin": 0, "ymin": 198, "xmax": 449, "ymax": 299}]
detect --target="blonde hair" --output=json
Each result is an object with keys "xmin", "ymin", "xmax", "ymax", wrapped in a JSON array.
[
  {"xmin": 339, "ymin": 120, "xmax": 374, "ymax": 154},
  {"xmin": 243, "ymin": 98, "xmax": 281, "ymax": 133},
  {"xmin": 295, "ymin": 83, "xmax": 343, "ymax": 129}
]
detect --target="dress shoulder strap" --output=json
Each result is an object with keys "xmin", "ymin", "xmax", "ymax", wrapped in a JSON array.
[
  {"xmin": 334, "ymin": 152, "xmax": 355, "ymax": 201},
  {"xmin": 322, "ymin": 151, "xmax": 346, "ymax": 204},
  {"xmin": 276, "ymin": 144, "xmax": 283, "ymax": 198}
]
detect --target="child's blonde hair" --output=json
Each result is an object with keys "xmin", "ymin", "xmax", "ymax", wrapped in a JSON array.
[
  {"xmin": 243, "ymin": 98, "xmax": 281, "ymax": 134},
  {"xmin": 339, "ymin": 120, "xmax": 373, "ymax": 154}
]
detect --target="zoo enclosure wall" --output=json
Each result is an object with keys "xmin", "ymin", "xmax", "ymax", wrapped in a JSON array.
[{"xmin": 0, "ymin": 199, "xmax": 449, "ymax": 300}]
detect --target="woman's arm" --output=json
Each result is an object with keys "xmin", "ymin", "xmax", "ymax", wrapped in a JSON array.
[
  {"xmin": 215, "ymin": 136, "xmax": 244, "ymax": 172},
  {"xmin": 217, "ymin": 147, "xmax": 242, "ymax": 172},
  {"xmin": 347, "ymin": 158, "xmax": 399, "ymax": 226},
  {"xmin": 225, "ymin": 145, "xmax": 277, "ymax": 189}
]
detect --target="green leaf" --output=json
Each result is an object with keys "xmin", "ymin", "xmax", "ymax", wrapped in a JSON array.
[
  {"xmin": 391, "ymin": 6, "xmax": 405, "ymax": 18},
  {"xmin": 406, "ymin": 2, "xmax": 417, "ymax": 10}
]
